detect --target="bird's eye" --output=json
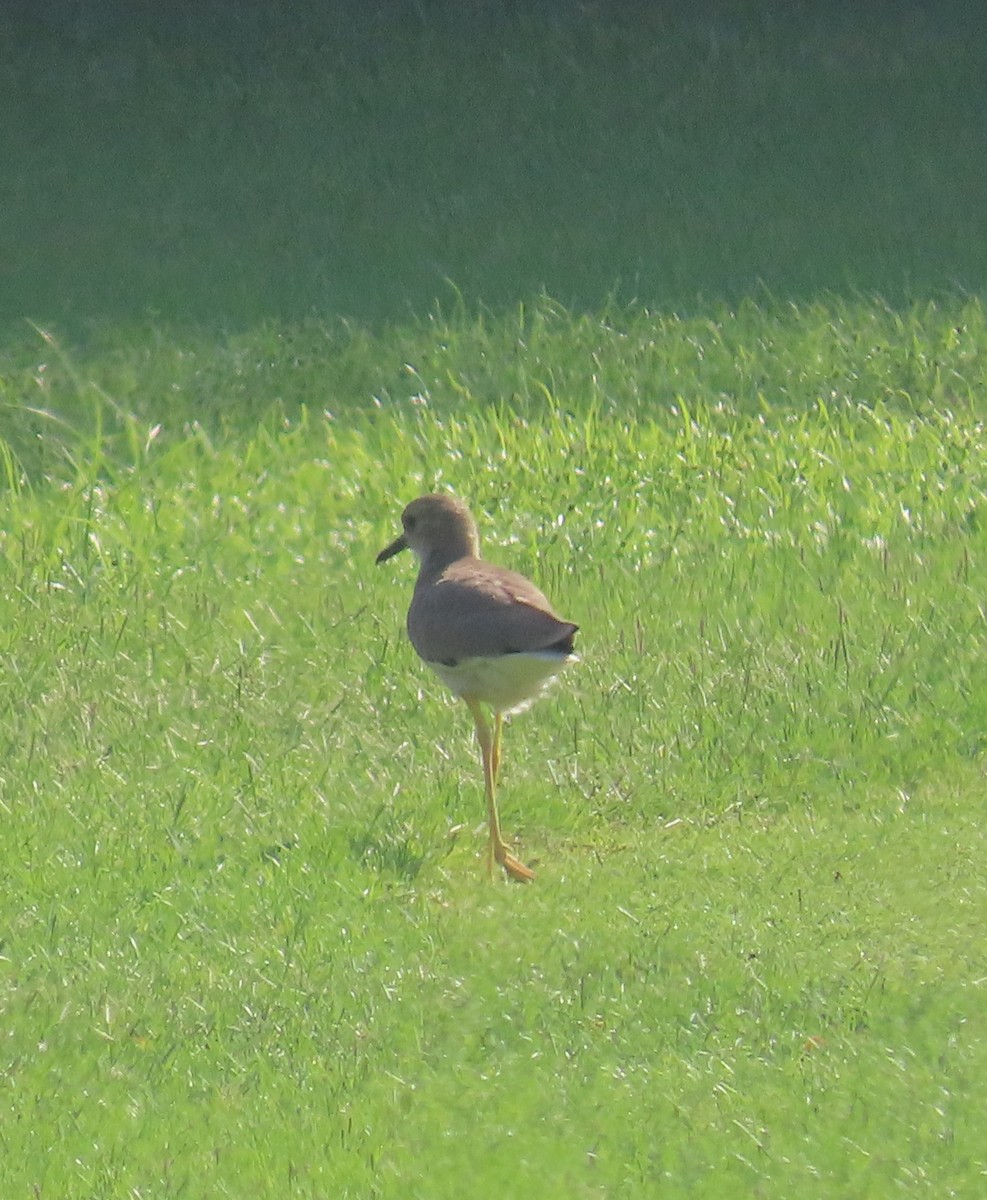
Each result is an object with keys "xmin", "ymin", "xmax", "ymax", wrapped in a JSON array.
[{"xmin": 404, "ymin": 515, "xmax": 416, "ymax": 531}]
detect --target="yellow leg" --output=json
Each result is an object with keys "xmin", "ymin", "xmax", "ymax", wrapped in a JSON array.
[
  {"xmin": 464, "ymin": 698, "xmax": 534, "ymax": 883},
  {"xmin": 491, "ymin": 710, "xmax": 503, "ymax": 787}
]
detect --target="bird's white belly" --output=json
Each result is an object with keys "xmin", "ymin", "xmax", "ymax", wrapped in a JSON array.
[{"xmin": 426, "ymin": 650, "xmax": 576, "ymax": 714}]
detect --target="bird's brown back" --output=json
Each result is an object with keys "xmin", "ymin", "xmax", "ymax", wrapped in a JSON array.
[{"xmin": 408, "ymin": 558, "xmax": 578, "ymax": 665}]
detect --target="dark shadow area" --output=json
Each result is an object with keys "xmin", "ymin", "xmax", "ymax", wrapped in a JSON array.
[{"xmin": 2, "ymin": 0, "xmax": 986, "ymax": 343}]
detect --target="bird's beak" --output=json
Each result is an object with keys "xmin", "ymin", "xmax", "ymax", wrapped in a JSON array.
[{"xmin": 375, "ymin": 533, "xmax": 408, "ymax": 564}]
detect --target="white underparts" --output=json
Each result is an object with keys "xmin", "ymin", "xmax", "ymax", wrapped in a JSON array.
[{"xmin": 426, "ymin": 650, "xmax": 578, "ymax": 714}]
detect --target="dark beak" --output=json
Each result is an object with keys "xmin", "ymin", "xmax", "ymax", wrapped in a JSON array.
[{"xmin": 375, "ymin": 533, "xmax": 408, "ymax": 564}]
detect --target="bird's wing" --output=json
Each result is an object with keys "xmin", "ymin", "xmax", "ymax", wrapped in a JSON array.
[{"xmin": 408, "ymin": 561, "xmax": 576, "ymax": 664}]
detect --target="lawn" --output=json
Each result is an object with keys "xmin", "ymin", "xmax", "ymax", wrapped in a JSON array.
[
  {"xmin": 2, "ymin": 2, "xmax": 987, "ymax": 1197},
  {"xmin": 3, "ymin": 298, "xmax": 987, "ymax": 1197},
  {"xmin": 3, "ymin": 0, "xmax": 987, "ymax": 338}
]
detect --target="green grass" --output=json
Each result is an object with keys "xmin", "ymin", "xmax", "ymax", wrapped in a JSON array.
[
  {"xmin": 3, "ymin": 0, "xmax": 987, "ymax": 337},
  {"xmin": 3, "ymin": 2, "xmax": 987, "ymax": 1193},
  {"xmin": 2, "ymin": 296, "xmax": 987, "ymax": 1196}
]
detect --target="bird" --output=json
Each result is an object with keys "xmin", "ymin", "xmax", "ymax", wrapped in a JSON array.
[{"xmin": 376, "ymin": 494, "xmax": 578, "ymax": 882}]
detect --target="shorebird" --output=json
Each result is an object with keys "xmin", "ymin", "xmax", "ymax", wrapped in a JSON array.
[{"xmin": 376, "ymin": 494, "xmax": 578, "ymax": 882}]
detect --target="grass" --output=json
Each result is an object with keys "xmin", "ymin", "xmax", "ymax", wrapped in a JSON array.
[
  {"xmin": 3, "ymin": 0, "xmax": 987, "ymax": 338},
  {"xmin": 3, "ymin": 1, "xmax": 987, "ymax": 1193},
  {"xmin": 2, "ymin": 295, "xmax": 987, "ymax": 1196}
]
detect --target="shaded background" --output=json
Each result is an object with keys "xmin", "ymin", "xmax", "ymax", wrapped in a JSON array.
[{"xmin": 2, "ymin": 0, "xmax": 986, "ymax": 342}]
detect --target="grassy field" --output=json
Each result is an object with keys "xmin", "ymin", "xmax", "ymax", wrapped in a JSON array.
[
  {"xmin": 2, "ymin": 297, "xmax": 987, "ymax": 1196},
  {"xmin": 3, "ymin": 0, "xmax": 987, "ymax": 338},
  {"xmin": 3, "ymin": 1, "xmax": 987, "ymax": 1196}
]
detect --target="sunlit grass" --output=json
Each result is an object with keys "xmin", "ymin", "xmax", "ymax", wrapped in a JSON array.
[{"xmin": 2, "ymin": 297, "xmax": 986, "ymax": 1197}]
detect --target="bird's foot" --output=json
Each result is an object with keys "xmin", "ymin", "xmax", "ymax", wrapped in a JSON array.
[{"xmin": 494, "ymin": 842, "xmax": 535, "ymax": 883}]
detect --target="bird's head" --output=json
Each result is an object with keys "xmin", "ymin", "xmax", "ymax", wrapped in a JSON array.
[{"xmin": 376, "ymin": 494, "xmax": 481, "ymax": 569}]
